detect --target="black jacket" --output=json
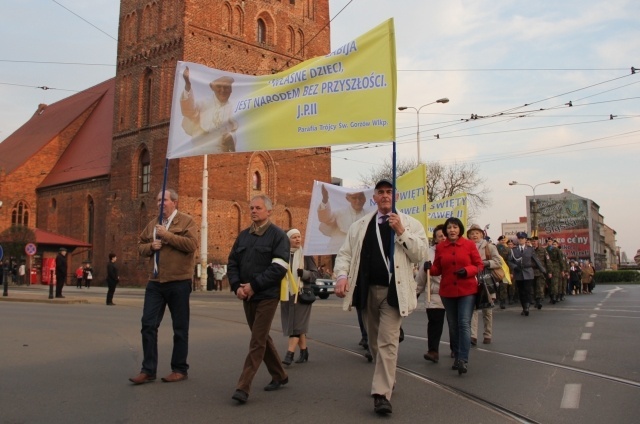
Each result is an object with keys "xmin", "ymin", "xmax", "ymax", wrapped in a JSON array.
[{"xmin": 227, "ymin": 222, "xmax": 289, "ymax": 301}]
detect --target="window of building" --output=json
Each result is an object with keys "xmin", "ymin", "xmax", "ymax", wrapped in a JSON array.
[
  {"xmin": 257, "ymin": 19, "xmax": 266, "ymax": 44},
  {"xmin": 142, "ymin": 70, "xmax": 153, "ymax": 126},
  {"xmin": 252, "ymin": 171, "xmax": 262, "ymax": 190},
  {"xmin": 139, "ymin": 149, "xmax": 151, "ymax": 193},
  {"xmin": 87, "ymin": 196, "xmax": 94, "ymax": 260},
  {"xmin": 11, "ymin": 201, "xmax": 30, "ymax": 226}
]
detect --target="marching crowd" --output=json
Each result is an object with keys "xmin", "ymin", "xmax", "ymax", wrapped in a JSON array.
[{"xmin": 126, "ymin": 185, "xmax": 597, "ymax": 417}]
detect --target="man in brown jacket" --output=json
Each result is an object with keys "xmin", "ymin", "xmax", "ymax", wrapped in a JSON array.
[{"xmin": 129, "ymin": 189, "xmax": 198, "ymax": 385}]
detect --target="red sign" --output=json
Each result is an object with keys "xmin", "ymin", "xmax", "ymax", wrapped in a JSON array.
[{"xmin": 25, "ymin": 243, "xmax": 37, "ymax": 256}]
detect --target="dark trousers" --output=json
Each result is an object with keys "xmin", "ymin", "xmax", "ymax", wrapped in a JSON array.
[
  {"xmin": 236, "ymin": 298, "xmax": 287, "ymax": 394},
  {"xmin": 106, "ymin": 281, "xmax": 117, "ymax": 304},
  {"xmin": 140, "ymin": 280, "xmax": 191, "ymax": 376},
  {"xmin": 516, "ymin": 279, "xmax": 533, "ymax": 310},
  {"xmin": 55, "ymin": 275, "xmax": 65, "ymax": 297},
  {"xmin": 426, "ymin": 308, "xmax": 446, "ymax": 352}
]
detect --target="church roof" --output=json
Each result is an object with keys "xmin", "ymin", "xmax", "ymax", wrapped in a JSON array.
[{"xmin": 0, "ymin": 79, "xmax": 115, "ymax": 188}]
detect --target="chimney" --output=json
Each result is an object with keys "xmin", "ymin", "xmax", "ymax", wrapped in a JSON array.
[{"xmin": 34, "ymin": 104, "xmax": 48, "ymax": 116}]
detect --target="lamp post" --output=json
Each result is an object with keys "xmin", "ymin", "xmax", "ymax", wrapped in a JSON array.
[
  {"xmin": 398, "ymin": 98, "xmax": 449, "ymax": 162},
  {"xmin": 508, "ymin": 180, "xmax": 561, "ymax": 236}
]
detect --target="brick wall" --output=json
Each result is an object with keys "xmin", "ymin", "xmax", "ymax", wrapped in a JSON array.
[{"xmin": 109, "ymin": 1, "xmax": 332, "ymax": 286}]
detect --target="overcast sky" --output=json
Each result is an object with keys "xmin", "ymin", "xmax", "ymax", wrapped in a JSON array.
[{"xmin": 1, "ymin": 0, "xmax": 638, "ymax": 260}]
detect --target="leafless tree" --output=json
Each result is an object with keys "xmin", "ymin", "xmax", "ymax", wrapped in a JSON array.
[{"xmin": 359, "ymin": 158, "xmax": 491, "ymax": 220}]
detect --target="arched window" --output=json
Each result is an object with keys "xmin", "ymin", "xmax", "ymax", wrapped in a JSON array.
[
  {"xmin": 284, "ymin": 209, "xmax": 293, "ymax": 230},
  {"xmin": 297, "ymin": 29, "xmax": 304, "ymax": 56},
  {"xmin": 142, "ymin": 69, "xmax": 153, "ymax": 126},
  {"xmin": 51, "ymin": 198, "xmax": 57, "ymax": 211},
  {"xmin": 287, "ymin": 26, "xmax": 295, "ymax": 52},
  {"xmin": 139, "ymin": 149, "xmax": 151, "ymax": 193},
  {"xmin": 87, "ymin": 196, "xmax": 94, "ymax": 260},
  {"xmin": 224, "ymin": 3, "xmax": 232, "ymax": 33},
  {"xmin": 252, "ymin": 171, "xmax": 262, "ymax": 190},
  {"xmin": 11, "ymin": 201, "xmax": 30, "ymax": 226},
  {"xmin": 257, "ymin": 19, "xmax": 266, "ymax": 44}
]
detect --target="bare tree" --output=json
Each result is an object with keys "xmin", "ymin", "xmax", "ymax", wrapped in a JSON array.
[{"xmin": 359, "ymin": 158, "xmax": 491, "ymax": 220}]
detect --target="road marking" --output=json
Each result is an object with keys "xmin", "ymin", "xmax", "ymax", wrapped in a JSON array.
[
  {"xmin": 597, "ymin": 303, "xmax": 603, "ymax": 307},
  {"xmin": 573, "ymin": 350, "xmax": 587, "ymax": 362},
  {"xmin": 594, "ymin": 307, "xmax": 600, "ymax": 310},
  {"xmin": 589, "ymin": 314, "xmax": 597, "ymax": 318},
  {"xmin": 561, "ymin": 384, "xmax": 581, "ymax": 409},
  {"xmin": 585, "ymin": 322, "xmax": 594, "ymax": 328},
  {"xmin": 580, "ymin": 333, "xmax": 591, "ymax": 340}
]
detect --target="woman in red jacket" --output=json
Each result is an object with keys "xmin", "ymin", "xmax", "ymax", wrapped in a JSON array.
[{"xmin": 425, "ymin": 217, "xmax": 483, "ymax": 375}]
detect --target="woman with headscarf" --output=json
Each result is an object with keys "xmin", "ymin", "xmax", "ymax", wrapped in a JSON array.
[
  {"xmin": 281, "ymin": 229, "xmax": 319, "ymax": 365},
  {"xmin": 425, "ymin": 217, "xmax": 483, "ymax": 375}
]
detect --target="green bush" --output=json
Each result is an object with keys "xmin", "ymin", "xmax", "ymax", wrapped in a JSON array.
[{"xmin": 594, "ymin": 270, "xmax": 640, "ymax": 283}]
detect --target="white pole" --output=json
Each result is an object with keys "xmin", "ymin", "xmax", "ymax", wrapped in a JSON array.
[{"xmin": 200, "ymin": 154, "xmax": 208, "ymax": 291}]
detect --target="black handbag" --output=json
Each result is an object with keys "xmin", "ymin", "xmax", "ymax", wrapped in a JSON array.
[
  {"xmin": 477, "ymin": 268, "xmax": 498, "ymax": 294},
  {"xmin": 476, "ymin": 269, "xmax": 496, "ymax": 310},
  {"xmin": 298, "ymin": 288, "xmax": 316, "ymax": 305}
]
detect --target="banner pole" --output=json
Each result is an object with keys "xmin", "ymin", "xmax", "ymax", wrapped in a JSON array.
[
  {"xmin": 154, "ymin": 158, "xmax": 170, "ymax": 277},
  {"xmin": 389, "ymin": 141, "xmax": 397, "ymax": 271}
]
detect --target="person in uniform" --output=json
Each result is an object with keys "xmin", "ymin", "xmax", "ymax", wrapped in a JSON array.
[
  {"xmin": 545, "ymin": 239, "xmax": 562, "ymax": 304},
  {"xmin": 531, "ymin": 236, "xmax": 551, "ymax": 309},
  {"xmin": 508, "ymin": 232, "xmax": 544, "ymax": 316}
]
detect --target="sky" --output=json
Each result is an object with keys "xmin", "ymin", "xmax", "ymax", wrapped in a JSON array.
[{"xmin": 0, "ymin": 0, "xmax": 638, "ymax": 260}]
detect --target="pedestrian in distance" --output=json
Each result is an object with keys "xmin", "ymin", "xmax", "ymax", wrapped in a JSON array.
[
  {"xmin": 106, "ymin": 253, "xmax": 119, "ymax": 305},
  {"xmin": 227, "ymin": 195, "xmax": 290, "ymax": 405},
  {"xmin": 335, "ymin": 178, "xmax": 427, "ymax": 415},
  {"xmin": 129, "ymin": 189, "xmax": 198, "ymax": 385},
  {"xmin": 55, "ymin": 247, "xmax": 68, "ymax": 298}
]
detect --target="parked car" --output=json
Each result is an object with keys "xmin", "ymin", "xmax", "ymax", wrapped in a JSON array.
[{"xmin": 311, "ymin": 278, "xmax": 335, "ymax": 299}]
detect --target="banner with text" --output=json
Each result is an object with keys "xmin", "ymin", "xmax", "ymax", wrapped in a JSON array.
[
  {"xmin": 167, "ymin": 19, "xmax": 397, "ymax": 159},
  {"xmin": 427, "ymin": 193, "xmax": 468, "ymax": 237}
]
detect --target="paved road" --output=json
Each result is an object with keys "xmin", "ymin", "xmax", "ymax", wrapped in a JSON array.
[{"xmin": 1, "ymin": 284, "xmax": 639, "ymax": 423}]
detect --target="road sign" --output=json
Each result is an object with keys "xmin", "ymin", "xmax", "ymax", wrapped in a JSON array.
[{"xmin": 25, "ymin": 243, "xmax": 37, "ymax": 256}]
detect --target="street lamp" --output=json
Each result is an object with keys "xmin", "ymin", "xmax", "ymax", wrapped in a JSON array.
[
  {"xmin": 508, "ymin": 180, "xmax": 561, "ymax": 236},
  {"xmin": 398, "ymin": 97, "xmax": 449, "ymax": 162}
]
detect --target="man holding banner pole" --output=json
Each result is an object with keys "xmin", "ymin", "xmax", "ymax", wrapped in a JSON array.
[{"xmin": 335, "ymin": 179, "xmax": 427, "ymax": 415}]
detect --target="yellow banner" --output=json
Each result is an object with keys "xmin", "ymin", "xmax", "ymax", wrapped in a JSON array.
[
  {"xmin": 396, "ymin": 164, "xmax": 428, "ymax": 232},
  {"xmin": 427, "ymin": 192, "xmax": 468, "ymax": 237},
  {"xmin": 167, "ymin": 19, "xmax": 397, "ymax": 159}
]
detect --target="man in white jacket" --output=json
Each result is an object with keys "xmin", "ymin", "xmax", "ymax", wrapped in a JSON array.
[{"xmin": 335, "ymin": 179, "xmax": 427, "ymax": 415}]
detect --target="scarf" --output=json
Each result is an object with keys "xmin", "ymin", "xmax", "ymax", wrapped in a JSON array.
[{"xmin": 290, "ymin": 246, "xmax": 304, "ymax": 293}]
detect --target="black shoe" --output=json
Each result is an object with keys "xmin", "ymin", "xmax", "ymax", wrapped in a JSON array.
[
  {"xmin": 232, "ymin": 390, "xmax": 248, "ymax": 404},
  {"xmin": 373, "ymin": 395, "xmax": 392, "ymax": 414},
  {"xmin": 364, "ymin": 351, "xmax": 373, "ymax": 362},
  {"xmin": 106, "ymin": 303, "xmax": 116, "ymax": 306},
  {"xmin": 55, "ymin": 295, "xmax": 65, "ymax": 299},
  {"xmin": 399, "ymin": 327, "xmax": 405, "ymax": 343},
  {"xmin": 359, "ymin": 337, "xmax": 368, "ymax": 349},
  {"xmin": 524, "ymin": 308, "xmax": 529, "ymax": 316},
  {"xmin": 458, "ymin": 361, "xmax": 468, "ymax": 375},
  {"xmin": 281, "ymin": 351, "xmax": 294, "ymax": 366},
  {"xmin": 536, "ymin": 299, "xmax": 542, "ymax": 310},
  {"xmin": 499, "ymin": 300, "xmax": 506, "ymax": 309},
  {"xmin": 470, "ymin": 337, "xmax": 477, "ymax": 346},
  {"xmin": 264, "ymin": 377, "xmax": 288, "ymax": 391},
  {"xmin": 560, "ymin": 295, "xmax": 565, "ymax": 301},
  {"xmin": 451, "ymin": 359, "xmax": 459, "ymax": 370},
  {"xmin": 294, "ymin": 349, "xmax": 308, "ymax": 363}
]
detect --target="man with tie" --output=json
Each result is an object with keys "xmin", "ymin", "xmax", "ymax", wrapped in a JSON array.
[
  {"xmin": 508, "ymin": 232, "xmax": 544, "ymax": 316},
  {"xmin": 130, "ymin": 189, "xmax": 199, "ymax": 385},
  {"xmin": 335, "ymin": 179, "xmax": 427, "ymax": 415}
]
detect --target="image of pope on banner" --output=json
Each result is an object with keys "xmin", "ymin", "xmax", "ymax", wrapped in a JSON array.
[{"xmin": 176, "ymin": 64, "xmax": 239, "ymax": 156}]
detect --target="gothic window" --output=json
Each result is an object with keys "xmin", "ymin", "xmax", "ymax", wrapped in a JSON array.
[
  {"xmin": 284, "ymin": 209, "xmax": 293, "ymax": 229},
  {"xmin": 223, "ymin": 3, "xmax": 232, "ymax": 33},
  {"xmin": 142, "ymin": 69, "xmax": 153, "ymax": 126},
  {"xmin": 257, "ymin": 19, "xmax": 266, "ymax": 44},
  {"xmin": 235, "ymin": 6, "xmax": 244, "ymax": 36},
  {"xmin": 11, "ymin": 201, "xmax": 30, "ymax": 226},
  {"xmin": 297, "ymin": 29, "xmax": 304, "ymax": 56},
  {"xmin": 287, "ymin": 26, "xmax": 295, "ymax": 52},
  {"xmin": 139, "ymin": 149, "xmax": 151, "ymax": 193},
  {"xmin": 87, "ymin": 196, "xmax": 94, "ymax": 260},
  {"xmin": 252, "ymin": 171, "xmax": 262, "ymax": 190}
]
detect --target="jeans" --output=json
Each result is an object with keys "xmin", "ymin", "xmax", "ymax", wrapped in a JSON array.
[
  {"xmin": 441, "ymin": 295, "xmax": 475, "ymax": 363},
  {"xmin": 140, "ymin": 280, "xmax": 191, "ymax": 375},
  {"xmin": 426, "ymin": 308, "xmax": 446, "ymax": 352}
]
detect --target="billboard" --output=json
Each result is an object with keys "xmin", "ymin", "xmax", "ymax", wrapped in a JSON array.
[{"xmin": 532, "ymin": 196, "xmax": 591, "ymax": 260}]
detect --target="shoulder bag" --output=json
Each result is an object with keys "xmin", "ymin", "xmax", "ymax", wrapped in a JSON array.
[
  {"xmin": 484, "ymin": 245, "xmax": 505, "ymax": 283},
  {"xmin": 298, "ymin": 287, "xmax": 316, "ymax": 305}
]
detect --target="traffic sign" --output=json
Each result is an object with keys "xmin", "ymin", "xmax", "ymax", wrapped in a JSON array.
[{"xmin": 25, "ymin": 243, "xmax": 37, "ymax": 256}]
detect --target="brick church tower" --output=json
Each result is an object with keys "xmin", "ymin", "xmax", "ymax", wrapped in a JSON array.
[{"xmin": 109, "ymin": 0, "xmax": 332, "ymax": 285}]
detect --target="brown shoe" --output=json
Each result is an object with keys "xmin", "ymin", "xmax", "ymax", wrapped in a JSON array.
[
  {"xmin": 483, "ymin": 337, "xmax": 492, "ymax": 344},
  {"xmin": 423, "ymin": 351, "xmax": 439, "ymax": 363},
  {"xmin": 129, "ymin": 373, "xmax": 156, "ymax": 385},
  {"xmin": 470, "ymin": 337, "xmax": 477, "ymax": 346},
  {"xmin": 161, "ymin": 372, "xmax": 188, "ymax": 383}
]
